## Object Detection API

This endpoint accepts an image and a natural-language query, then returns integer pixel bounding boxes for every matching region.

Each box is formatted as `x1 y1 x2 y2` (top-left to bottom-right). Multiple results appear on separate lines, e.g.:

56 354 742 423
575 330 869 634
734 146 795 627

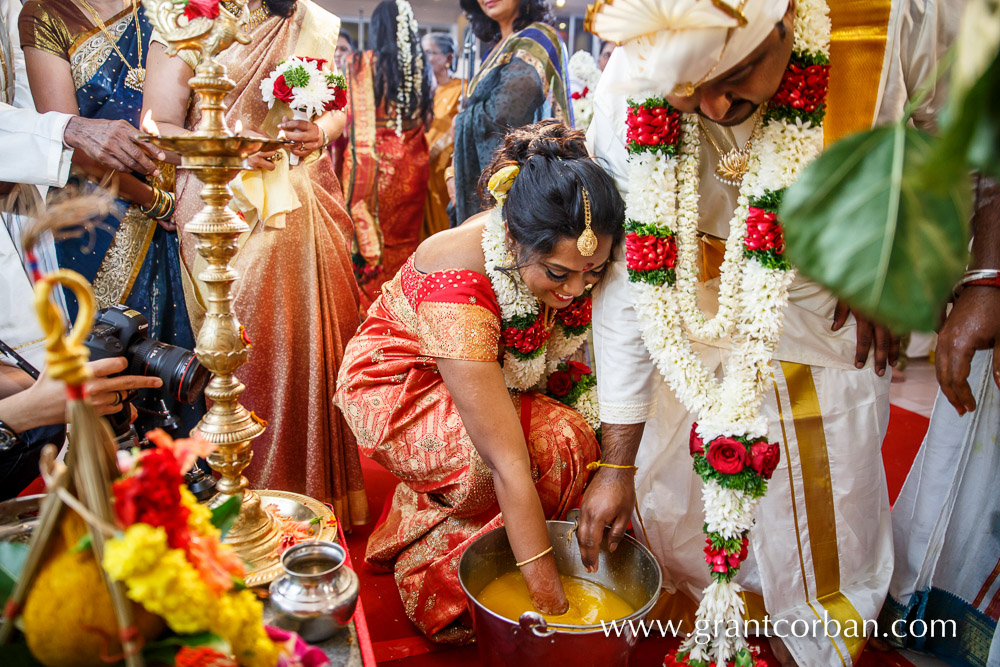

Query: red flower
502 316 552 354
324 87 348 112
744 207 785 254
749 441 780 479
705 436 748 475
689 423 704 457
626 103 681 149
565 360 591 382
771 62 830 115
302 57 328 69
555 296 592 328
571 86 589 101
113 443 191 549
272 74 294 103
547 371 573 397
625 233 677 272
176 646 238 667
183 0 220 20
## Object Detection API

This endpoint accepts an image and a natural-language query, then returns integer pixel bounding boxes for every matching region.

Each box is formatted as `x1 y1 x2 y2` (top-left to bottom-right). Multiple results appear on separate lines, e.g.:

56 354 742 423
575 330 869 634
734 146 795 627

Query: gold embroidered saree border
416 301 500 362
91 203 157 308
68 9 133 90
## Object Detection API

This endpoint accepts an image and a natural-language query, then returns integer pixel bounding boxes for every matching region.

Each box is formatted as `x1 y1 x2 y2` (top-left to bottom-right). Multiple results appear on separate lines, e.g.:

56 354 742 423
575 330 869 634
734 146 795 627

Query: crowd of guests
2 0 998 664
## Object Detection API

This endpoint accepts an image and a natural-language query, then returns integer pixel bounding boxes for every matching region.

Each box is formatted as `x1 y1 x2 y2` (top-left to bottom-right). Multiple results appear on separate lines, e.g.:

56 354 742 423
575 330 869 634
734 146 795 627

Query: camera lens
127 338 210 404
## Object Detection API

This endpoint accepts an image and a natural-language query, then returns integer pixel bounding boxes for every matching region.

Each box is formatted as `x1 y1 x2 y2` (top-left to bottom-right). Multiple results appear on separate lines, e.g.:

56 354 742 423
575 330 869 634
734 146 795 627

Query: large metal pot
459 519 662 667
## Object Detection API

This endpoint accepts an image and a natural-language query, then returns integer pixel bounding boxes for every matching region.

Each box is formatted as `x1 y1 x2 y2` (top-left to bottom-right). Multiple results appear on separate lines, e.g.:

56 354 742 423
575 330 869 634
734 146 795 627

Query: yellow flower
180 486 219 539
103 524 168 580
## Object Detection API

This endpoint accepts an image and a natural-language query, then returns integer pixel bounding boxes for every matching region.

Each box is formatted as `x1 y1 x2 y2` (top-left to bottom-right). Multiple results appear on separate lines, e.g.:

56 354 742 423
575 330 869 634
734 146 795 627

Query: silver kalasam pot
268 541 359 643
459 519 662 667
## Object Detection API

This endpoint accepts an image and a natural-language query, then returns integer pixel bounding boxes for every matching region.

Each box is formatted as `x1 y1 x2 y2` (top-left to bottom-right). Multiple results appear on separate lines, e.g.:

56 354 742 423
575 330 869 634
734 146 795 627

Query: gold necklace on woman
222 0 271 29
80 0 144 91
697 108 762 187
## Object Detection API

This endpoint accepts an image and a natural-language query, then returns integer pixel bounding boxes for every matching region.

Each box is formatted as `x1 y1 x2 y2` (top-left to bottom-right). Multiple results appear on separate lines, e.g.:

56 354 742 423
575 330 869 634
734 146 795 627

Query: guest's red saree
334 256 598 643
342 53 430 312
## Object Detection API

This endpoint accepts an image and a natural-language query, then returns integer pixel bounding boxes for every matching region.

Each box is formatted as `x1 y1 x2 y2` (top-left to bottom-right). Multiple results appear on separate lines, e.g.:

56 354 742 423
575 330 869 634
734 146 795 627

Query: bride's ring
111 391 123 406
265 152 283 163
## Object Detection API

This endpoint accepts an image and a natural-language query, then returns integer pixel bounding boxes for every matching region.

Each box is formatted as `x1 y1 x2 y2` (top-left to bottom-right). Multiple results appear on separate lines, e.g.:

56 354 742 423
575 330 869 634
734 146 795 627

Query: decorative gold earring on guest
504 247 517 268
577 188 598 257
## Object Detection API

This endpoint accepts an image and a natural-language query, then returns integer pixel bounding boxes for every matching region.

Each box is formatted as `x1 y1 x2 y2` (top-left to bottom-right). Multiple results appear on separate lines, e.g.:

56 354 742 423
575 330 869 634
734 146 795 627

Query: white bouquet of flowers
259 56 348 163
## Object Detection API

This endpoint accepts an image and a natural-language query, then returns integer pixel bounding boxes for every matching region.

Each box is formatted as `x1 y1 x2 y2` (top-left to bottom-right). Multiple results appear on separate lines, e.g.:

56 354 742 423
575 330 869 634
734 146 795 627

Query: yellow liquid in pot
476 572 634 625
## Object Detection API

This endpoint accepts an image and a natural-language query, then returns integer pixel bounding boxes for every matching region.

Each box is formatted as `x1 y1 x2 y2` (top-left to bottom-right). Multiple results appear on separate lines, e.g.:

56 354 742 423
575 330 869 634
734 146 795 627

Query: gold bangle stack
318 124 330 148
515 545 554 568
141 187 176 221
444 165 455 181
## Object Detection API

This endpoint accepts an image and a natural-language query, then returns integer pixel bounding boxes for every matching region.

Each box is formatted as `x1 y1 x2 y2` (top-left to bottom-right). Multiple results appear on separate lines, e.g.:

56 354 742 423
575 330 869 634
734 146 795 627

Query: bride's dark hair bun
479 120 625 261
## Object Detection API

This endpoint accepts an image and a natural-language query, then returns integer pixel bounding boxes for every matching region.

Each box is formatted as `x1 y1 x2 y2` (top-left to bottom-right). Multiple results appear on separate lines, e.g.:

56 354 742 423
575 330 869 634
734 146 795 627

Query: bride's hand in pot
521 555 569 616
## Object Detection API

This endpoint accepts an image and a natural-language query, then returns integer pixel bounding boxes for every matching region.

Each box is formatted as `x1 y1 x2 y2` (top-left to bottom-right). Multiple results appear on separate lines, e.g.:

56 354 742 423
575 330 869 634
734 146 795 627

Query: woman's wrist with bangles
141 186 175 221
318 123 330 149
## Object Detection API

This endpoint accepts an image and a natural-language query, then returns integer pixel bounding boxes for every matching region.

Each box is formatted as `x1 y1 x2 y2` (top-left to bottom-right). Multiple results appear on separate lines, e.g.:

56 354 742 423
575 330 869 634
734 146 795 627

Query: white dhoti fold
631 338 892 666
883 350 1000 667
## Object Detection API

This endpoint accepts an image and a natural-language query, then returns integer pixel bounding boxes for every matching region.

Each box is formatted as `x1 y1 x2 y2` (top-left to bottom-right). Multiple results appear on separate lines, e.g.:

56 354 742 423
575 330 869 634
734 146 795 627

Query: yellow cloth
228 153 301 229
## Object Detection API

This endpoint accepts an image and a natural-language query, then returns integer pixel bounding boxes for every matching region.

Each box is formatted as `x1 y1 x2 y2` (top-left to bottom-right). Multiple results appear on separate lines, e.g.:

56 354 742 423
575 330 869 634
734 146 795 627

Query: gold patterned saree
171 0 368 528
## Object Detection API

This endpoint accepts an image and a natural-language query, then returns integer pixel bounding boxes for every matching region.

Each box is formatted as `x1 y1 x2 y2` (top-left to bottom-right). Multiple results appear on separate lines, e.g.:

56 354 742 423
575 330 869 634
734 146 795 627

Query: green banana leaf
781 123 971 332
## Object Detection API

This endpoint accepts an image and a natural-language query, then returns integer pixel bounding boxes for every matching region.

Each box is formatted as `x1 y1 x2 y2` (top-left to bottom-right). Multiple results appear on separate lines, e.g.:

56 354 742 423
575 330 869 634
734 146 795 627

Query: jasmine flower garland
621 0 832 664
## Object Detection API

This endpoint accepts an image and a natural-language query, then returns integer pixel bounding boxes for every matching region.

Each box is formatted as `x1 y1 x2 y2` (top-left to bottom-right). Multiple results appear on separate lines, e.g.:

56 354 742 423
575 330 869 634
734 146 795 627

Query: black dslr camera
85 306 215 499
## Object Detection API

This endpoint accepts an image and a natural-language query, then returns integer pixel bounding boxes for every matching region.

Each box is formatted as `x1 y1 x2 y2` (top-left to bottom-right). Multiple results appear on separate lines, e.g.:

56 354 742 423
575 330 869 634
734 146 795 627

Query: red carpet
344 404 930 665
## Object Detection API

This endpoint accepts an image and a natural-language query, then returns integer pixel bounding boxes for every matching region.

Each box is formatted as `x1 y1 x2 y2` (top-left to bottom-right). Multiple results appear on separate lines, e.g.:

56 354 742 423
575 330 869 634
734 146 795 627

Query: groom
577 0 957 663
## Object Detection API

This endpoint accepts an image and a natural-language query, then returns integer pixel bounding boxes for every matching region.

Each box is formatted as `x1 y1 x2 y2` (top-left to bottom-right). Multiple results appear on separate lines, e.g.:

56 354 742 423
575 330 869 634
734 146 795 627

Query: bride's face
516 234 614 310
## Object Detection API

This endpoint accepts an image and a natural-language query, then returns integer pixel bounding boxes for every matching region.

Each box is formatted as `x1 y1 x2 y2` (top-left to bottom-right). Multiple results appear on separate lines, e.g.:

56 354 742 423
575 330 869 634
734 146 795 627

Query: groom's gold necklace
697 108 762 187
80 0 144 91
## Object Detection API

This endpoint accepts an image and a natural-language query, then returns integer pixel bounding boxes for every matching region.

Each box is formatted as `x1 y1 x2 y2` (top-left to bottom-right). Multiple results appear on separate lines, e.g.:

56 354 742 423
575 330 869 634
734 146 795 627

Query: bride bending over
334 121 625 642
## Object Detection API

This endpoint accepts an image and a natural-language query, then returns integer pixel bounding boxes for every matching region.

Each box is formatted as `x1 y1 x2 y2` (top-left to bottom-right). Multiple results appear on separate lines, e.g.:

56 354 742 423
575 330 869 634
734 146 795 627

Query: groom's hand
577 467 635 573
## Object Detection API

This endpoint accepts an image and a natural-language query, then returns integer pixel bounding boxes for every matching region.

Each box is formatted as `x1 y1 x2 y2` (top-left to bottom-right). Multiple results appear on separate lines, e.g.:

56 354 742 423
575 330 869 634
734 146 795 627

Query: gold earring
577 188 598 257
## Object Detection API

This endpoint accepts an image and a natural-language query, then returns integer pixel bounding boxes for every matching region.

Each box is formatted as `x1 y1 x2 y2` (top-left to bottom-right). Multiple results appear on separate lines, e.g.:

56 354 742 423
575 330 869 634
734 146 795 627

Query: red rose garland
626 99 682 154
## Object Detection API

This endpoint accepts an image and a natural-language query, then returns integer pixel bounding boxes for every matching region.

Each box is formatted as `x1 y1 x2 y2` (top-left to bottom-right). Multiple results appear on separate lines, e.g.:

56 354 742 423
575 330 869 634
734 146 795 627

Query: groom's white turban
585 0 789 97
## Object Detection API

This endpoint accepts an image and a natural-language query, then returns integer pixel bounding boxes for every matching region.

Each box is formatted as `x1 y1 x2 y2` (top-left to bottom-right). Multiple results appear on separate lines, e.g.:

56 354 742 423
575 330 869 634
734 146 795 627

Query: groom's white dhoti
586 1 956 664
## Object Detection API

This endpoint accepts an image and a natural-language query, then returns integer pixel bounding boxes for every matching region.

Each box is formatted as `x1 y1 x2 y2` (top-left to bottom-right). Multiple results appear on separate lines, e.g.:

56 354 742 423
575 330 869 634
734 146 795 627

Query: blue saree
452 22 574 224
20 0 200 435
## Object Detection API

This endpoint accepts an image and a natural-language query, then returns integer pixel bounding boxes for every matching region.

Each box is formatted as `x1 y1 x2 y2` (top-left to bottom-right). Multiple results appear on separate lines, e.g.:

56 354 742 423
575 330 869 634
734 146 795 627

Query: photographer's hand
0 358 162 433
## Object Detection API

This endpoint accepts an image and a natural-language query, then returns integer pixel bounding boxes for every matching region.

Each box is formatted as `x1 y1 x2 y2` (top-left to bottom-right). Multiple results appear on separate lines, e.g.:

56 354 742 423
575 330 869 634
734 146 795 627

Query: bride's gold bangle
515 545 554 568
586 460 638 472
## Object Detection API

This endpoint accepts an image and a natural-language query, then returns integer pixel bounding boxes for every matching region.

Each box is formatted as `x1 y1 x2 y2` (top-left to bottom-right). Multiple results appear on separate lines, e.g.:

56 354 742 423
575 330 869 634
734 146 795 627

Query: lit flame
234 119 243 134
142 110 160 136
277 129 287 140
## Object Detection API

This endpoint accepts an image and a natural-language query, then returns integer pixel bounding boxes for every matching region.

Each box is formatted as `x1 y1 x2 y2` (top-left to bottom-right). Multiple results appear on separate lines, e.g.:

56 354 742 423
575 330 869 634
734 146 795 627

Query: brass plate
243 490 339 588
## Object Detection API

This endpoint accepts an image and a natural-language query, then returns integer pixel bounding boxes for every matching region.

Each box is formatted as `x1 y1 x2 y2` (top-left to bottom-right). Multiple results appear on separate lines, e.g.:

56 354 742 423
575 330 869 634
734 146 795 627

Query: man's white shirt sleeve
586 52 661 425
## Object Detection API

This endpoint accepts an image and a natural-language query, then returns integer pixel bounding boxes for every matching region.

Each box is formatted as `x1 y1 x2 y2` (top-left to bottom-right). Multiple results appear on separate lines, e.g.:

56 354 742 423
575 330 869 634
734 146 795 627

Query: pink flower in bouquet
705 436 748 475
749 441 780 479
183 0 220 20
272 75 294 103
689 423 704 457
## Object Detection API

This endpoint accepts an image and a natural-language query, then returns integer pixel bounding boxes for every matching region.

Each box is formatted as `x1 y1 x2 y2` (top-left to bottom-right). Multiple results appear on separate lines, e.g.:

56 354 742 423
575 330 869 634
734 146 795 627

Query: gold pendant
715 147 750 187
124 67 145 92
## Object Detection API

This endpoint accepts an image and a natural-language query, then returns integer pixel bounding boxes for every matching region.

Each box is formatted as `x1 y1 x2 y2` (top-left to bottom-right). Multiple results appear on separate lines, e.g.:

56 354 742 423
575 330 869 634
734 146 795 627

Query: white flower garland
623 0 831 662
394 0 422 138
568 50 601 132
481 207 591 393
